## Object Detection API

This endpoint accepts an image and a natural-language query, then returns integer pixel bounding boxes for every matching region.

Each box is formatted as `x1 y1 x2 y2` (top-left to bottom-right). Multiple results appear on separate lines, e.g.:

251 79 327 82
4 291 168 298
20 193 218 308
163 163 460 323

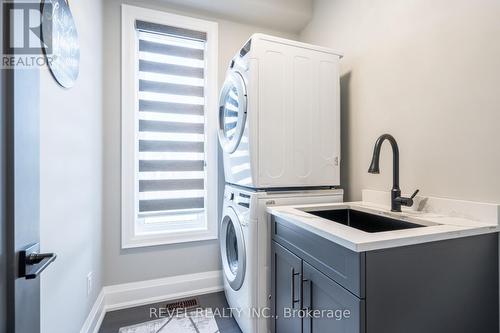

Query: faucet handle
395 189 420 208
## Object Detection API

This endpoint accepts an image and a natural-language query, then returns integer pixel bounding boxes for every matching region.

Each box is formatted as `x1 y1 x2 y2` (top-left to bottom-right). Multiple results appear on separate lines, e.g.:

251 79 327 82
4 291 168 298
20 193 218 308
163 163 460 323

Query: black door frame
2 1 44 332
4 57 42 333
1 0 7 329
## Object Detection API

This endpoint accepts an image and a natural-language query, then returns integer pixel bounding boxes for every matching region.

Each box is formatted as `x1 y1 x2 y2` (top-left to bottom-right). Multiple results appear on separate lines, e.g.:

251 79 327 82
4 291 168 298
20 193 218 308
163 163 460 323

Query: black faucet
368 134 419 212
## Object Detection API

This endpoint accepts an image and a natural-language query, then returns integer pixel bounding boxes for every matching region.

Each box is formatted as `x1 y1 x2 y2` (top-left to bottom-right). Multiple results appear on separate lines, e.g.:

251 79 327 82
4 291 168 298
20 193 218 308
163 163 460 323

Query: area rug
118 309 219 333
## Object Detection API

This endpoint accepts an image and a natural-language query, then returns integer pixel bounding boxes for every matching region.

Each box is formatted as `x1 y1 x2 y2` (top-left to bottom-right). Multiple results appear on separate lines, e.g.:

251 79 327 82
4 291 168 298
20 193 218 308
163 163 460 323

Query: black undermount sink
307 208 426 233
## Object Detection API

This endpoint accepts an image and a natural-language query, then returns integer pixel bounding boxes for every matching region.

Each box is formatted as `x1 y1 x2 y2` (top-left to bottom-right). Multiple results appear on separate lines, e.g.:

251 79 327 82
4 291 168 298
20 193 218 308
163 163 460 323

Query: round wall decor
41 0 80 88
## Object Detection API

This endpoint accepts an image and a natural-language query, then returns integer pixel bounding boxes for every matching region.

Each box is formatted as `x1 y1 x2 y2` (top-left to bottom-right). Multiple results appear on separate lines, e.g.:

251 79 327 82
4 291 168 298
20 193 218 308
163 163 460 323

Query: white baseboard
79 290 106 333
80 270 223 333
105 270 224 311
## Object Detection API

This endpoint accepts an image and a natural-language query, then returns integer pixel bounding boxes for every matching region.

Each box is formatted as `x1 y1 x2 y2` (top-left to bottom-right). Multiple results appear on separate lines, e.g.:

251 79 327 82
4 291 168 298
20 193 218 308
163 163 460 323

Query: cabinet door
272 242 302 333
302 262 365 333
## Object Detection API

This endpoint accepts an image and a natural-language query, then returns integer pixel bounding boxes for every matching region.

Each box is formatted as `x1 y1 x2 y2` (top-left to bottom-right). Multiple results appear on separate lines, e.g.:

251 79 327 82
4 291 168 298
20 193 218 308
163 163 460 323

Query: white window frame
121 4 219 248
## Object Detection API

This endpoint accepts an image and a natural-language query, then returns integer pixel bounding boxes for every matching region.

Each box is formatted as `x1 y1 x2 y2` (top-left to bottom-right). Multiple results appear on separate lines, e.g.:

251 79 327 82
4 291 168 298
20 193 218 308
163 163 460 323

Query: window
122 5 219 248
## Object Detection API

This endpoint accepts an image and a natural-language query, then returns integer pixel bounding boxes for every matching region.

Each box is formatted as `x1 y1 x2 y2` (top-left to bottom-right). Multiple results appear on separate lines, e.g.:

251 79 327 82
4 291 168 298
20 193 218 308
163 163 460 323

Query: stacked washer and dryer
218 34 343 333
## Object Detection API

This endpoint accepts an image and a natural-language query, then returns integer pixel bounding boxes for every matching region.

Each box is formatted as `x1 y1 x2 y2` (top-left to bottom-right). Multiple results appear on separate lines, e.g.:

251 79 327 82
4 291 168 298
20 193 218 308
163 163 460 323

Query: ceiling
158 0 314 34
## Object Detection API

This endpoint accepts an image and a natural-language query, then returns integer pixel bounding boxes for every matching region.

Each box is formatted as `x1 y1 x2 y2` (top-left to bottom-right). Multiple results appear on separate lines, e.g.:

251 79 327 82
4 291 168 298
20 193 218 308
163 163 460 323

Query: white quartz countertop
267 190 500 252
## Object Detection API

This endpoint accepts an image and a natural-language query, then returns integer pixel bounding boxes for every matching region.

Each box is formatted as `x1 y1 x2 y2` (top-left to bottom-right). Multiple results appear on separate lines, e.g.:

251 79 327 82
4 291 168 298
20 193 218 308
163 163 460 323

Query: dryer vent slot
238 193 250 208
240 40 252 57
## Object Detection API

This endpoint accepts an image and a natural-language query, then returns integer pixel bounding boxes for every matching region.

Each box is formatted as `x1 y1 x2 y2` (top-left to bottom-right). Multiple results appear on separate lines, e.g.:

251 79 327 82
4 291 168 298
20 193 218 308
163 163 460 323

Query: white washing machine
218 34 343 189
220 185 343 333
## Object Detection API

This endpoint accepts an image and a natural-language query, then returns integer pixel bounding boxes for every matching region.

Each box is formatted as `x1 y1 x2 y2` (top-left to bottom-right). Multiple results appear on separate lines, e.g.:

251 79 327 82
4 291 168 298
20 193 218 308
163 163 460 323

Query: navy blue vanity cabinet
301 261 365 333
271 216 499 333
271 243 302 333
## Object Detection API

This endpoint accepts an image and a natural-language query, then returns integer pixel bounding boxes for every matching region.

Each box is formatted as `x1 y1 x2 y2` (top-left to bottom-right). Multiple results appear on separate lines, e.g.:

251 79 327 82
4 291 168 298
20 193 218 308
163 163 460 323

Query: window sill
121 229 218 249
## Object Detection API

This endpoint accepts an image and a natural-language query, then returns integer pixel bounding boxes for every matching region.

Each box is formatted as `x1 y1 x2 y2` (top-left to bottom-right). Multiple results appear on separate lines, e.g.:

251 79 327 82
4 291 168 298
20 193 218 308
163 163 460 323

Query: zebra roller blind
135 20 208 228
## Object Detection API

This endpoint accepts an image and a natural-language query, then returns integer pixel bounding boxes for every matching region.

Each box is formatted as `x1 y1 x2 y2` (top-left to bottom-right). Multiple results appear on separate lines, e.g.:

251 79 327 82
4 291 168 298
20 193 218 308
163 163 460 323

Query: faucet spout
368 134 410 212
368 134 400 190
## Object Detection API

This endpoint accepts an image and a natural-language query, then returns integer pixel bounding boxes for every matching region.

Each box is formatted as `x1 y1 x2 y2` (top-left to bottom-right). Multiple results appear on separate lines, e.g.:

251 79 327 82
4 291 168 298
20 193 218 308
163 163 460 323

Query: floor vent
164 298 200 311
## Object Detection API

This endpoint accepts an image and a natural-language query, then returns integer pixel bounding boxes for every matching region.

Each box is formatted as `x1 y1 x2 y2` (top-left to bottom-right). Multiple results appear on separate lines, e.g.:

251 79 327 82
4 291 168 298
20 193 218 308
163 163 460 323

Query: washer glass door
220 207 246 290
218 71 247 154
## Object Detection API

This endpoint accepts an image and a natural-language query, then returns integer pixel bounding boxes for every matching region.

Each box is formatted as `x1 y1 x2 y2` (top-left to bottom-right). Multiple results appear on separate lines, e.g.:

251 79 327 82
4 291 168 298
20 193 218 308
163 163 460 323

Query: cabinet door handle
290 268 301 308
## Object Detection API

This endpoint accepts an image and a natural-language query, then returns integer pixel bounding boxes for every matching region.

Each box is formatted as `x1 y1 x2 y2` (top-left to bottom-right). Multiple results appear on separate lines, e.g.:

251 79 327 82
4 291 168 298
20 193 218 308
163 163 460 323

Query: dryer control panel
224 188 251 209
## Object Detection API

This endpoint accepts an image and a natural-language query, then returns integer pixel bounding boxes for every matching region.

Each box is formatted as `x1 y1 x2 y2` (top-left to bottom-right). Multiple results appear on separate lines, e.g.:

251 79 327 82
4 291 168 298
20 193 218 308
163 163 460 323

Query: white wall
102 0 297 285
301 0 500 203
39 0 103 332
156 0 313 33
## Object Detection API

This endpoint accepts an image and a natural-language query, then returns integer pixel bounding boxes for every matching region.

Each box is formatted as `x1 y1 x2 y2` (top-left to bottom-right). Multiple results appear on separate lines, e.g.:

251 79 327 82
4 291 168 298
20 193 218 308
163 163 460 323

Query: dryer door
218 71 247 154
220 206 246 290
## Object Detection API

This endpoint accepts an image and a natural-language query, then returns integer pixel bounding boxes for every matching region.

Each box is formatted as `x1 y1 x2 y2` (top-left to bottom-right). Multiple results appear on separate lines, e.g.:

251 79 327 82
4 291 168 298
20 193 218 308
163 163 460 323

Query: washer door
218 71 247 154
220 206 246 290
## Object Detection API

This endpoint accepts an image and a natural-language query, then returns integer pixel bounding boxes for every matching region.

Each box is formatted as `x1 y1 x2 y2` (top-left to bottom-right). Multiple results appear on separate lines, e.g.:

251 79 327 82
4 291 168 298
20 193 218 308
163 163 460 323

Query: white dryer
220 185 343 333
218 34 343 189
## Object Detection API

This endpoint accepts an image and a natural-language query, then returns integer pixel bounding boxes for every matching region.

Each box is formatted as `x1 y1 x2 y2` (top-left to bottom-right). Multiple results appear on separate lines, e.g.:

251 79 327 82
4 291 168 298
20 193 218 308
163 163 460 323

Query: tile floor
98 292 241 333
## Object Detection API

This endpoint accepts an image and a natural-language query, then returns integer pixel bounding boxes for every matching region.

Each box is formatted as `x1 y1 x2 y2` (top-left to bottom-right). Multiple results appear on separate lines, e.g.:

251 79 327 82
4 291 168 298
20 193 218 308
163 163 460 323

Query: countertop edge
268 205 500 253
